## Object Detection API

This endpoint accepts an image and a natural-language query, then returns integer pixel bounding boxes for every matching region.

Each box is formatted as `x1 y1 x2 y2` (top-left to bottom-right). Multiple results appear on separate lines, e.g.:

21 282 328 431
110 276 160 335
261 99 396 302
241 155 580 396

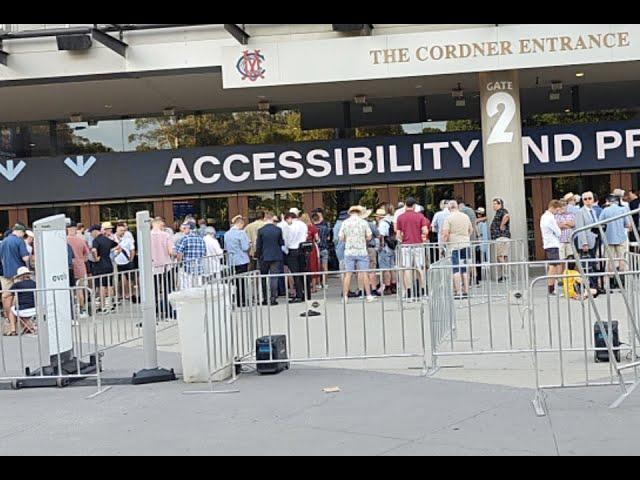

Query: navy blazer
256 223 284 263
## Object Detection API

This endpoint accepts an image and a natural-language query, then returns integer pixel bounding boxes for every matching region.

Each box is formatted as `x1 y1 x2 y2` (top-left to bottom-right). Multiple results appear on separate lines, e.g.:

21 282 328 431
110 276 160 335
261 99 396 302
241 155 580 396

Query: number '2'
486 92 516 145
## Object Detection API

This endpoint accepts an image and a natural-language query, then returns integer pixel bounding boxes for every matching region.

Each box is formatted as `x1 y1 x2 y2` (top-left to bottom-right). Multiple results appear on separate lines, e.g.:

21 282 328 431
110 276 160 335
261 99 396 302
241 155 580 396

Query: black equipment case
256 335 289 374
594 321 621 363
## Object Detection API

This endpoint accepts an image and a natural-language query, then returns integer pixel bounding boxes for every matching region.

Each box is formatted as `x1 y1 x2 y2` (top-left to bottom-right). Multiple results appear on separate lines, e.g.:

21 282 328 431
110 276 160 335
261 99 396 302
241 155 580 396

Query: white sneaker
366 296 377 303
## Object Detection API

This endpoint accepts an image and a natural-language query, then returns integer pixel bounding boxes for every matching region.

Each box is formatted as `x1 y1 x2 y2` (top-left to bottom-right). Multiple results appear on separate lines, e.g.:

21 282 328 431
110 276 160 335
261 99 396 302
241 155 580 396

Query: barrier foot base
13 357 97 389
131 367 177 385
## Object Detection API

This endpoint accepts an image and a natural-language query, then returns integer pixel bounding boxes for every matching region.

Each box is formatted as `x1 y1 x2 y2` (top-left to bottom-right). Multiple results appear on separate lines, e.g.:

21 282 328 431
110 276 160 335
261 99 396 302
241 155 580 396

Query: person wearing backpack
375 207 397 295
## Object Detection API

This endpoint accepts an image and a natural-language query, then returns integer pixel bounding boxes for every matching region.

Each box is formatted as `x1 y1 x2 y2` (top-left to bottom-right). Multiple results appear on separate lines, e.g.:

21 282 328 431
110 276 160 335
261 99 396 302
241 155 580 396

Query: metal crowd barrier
396 238 527 275
426 256 626 376
531 268 640 416
191 266 429 387
0 286 108 397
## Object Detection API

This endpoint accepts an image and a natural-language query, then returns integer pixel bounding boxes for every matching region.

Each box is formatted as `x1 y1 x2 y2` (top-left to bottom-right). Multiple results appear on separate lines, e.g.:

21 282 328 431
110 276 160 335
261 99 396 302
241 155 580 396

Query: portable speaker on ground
594 321 621 363
256 335 289 374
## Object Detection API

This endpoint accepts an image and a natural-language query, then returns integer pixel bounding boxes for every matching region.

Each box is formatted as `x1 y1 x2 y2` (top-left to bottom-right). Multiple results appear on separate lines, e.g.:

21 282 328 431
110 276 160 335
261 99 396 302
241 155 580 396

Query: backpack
367 222 380 248
382 219 398 250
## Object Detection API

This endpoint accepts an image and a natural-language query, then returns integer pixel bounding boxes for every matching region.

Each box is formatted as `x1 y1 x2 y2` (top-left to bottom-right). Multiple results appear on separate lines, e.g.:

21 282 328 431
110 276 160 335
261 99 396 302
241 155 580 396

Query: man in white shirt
540 200 564 295
283 211 311 303
114 222 136 301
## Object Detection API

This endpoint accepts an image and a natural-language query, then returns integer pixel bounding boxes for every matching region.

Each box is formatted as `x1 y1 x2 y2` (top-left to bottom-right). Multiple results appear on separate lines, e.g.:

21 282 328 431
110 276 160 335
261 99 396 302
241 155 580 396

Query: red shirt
397 210 429 245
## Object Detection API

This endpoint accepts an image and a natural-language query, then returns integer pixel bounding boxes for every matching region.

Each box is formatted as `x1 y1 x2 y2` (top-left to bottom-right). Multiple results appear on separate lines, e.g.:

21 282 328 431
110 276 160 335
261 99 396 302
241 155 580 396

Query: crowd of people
2 184 636 336
540 188 639 298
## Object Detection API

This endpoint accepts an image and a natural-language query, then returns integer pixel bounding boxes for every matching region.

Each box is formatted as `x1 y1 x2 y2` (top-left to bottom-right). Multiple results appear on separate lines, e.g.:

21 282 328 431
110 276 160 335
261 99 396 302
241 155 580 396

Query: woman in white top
203 227 224 274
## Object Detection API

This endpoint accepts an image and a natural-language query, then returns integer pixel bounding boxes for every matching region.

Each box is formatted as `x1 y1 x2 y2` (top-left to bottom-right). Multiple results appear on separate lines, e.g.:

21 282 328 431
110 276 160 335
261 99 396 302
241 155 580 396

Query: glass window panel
0 210 10 237
28 205 80 226
200 198 229 233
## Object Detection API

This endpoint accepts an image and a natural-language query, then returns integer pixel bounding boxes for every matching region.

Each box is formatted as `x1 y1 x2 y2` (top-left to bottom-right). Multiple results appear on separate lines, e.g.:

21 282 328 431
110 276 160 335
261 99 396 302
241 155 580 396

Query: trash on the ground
323 386 341 393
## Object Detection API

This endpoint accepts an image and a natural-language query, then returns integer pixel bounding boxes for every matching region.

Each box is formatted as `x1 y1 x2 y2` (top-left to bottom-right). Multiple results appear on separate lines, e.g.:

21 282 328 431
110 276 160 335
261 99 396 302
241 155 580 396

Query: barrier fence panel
195 267 428 380
530 269 640 416
0 286 107 396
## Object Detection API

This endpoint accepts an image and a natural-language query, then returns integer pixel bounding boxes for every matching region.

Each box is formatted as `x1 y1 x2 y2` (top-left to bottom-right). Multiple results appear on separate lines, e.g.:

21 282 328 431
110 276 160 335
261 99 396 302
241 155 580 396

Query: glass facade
99 201 154 234
27 205 81 226
247 191 304 223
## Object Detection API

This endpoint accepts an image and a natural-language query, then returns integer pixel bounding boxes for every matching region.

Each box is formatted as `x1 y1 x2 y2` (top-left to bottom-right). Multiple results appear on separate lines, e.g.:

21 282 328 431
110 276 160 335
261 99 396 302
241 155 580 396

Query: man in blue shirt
175 222 206 286
599 195 631 283
0 224 30 320
224 215 250 306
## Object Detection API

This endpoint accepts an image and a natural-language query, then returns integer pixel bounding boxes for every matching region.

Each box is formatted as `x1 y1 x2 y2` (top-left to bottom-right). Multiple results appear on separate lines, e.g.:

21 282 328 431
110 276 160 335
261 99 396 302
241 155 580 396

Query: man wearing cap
339 206 376 303
375 207 397 295
5 267 37 335
224 216 250 306
88 224 120 314
0 224 30 321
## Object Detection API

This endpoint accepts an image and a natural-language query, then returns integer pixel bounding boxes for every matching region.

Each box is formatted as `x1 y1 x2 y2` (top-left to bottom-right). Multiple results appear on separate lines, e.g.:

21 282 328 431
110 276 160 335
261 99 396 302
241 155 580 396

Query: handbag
300 242 314 255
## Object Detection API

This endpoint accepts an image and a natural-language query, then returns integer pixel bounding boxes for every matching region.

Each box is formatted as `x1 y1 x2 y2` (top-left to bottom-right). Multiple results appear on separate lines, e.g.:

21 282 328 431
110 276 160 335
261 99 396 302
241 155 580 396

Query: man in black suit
256 211 284 306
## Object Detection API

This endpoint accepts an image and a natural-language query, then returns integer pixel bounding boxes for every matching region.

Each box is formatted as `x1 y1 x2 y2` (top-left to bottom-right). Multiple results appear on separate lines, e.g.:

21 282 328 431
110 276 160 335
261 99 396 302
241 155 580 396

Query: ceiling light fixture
575 72 585 78
451 83 464 99
69 113 83 123
354 95 367 105
163 107 176 116
258 99 271 111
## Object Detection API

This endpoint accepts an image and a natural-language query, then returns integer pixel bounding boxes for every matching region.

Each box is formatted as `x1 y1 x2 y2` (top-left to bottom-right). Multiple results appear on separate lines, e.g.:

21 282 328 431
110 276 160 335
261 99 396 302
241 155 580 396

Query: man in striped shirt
555 200 576 260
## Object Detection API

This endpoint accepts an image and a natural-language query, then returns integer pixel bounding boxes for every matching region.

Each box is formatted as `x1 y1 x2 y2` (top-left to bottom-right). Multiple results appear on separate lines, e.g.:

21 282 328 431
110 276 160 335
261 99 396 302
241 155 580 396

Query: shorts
559 243 575 260
11 306 36 318
345 255 369 273
378 249 396 270
92 269 114 288
117 262 135 272
1 277 14 298
367 248 378 270
495 237 511 258
608 243 628 259
319 249 329 266
451 249 468 274
545 248 562 266
399 245 426 270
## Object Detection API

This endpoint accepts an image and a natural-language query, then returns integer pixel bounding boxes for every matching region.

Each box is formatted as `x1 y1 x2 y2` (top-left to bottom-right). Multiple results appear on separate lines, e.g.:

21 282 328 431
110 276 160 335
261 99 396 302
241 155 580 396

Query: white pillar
479 70 528 259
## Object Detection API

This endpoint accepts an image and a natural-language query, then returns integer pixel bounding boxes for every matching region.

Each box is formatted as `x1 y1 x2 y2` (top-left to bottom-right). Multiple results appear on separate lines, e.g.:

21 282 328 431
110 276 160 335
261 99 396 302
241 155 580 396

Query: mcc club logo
236 49 266 82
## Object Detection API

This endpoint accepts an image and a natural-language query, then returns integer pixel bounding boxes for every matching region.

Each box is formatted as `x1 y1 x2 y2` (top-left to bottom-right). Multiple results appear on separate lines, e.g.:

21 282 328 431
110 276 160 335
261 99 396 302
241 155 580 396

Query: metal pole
131 211 176 385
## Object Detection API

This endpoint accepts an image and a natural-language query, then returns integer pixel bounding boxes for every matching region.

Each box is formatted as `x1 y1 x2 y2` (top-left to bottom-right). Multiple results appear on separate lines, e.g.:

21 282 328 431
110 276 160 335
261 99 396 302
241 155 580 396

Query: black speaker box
594 321 621 363
256 335 289 374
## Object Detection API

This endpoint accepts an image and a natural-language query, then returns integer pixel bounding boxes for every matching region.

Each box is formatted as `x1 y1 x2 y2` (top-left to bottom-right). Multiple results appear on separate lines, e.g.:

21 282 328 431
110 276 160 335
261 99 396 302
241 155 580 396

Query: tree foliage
128 111 335 151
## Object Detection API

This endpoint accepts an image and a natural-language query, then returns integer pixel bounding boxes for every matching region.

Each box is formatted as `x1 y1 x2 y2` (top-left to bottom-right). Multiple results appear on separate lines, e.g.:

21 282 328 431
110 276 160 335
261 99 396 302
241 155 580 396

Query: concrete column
479 70 528 258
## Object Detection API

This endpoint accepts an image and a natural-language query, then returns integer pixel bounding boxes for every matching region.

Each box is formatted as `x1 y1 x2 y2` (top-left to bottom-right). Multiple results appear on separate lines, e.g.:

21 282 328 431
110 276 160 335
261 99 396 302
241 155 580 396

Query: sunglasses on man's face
583 197 593 201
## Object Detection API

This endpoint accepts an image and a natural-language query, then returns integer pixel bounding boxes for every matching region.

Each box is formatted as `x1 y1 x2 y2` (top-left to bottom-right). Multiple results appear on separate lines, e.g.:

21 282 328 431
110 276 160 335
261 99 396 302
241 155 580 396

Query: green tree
129 111 334 151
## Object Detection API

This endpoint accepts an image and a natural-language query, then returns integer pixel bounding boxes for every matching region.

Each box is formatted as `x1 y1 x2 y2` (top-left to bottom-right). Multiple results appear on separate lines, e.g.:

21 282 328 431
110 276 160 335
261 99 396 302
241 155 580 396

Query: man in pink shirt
396 197 430 301
67 223 90 317
150 217 175 320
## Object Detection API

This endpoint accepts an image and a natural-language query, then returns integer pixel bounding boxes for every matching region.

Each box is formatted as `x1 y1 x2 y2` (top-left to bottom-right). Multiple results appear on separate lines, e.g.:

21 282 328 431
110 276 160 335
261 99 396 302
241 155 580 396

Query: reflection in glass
100 202 154 234
27 205 81 226
248 191 303 222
